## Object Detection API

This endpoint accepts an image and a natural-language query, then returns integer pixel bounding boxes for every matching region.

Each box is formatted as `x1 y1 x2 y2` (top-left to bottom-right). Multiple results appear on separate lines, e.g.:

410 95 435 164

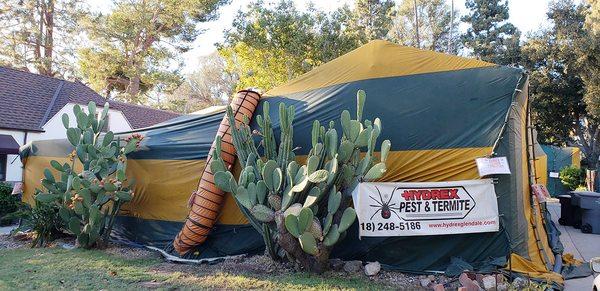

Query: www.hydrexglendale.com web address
428 220 497 228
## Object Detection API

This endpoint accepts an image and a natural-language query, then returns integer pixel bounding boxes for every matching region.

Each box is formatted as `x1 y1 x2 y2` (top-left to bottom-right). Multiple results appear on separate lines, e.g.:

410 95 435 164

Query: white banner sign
353 179 499 237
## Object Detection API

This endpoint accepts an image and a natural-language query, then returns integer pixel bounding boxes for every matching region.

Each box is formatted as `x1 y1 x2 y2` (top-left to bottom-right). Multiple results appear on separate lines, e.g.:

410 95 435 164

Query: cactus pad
299 232 318 255
251 204 275 222
298 207 314 233
338 208 357 233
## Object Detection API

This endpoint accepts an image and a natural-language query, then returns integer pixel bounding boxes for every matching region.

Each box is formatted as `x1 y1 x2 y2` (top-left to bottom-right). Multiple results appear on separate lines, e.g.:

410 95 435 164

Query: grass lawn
0 247 396 290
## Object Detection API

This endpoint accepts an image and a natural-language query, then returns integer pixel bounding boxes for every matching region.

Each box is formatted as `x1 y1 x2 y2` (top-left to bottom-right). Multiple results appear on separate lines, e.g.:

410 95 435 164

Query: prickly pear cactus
34 101 140 249
211 90 390 272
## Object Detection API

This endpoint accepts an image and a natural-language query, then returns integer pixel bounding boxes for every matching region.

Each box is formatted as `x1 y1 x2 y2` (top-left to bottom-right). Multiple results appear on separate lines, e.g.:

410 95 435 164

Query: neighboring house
0 66 181 183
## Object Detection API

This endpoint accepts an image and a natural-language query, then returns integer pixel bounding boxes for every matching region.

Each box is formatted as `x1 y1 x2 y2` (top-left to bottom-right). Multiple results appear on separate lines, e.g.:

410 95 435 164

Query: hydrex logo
369 186 476 221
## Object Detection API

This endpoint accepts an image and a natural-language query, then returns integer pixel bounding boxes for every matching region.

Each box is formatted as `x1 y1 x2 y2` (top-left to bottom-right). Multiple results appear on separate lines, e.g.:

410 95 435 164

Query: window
0 154 6 181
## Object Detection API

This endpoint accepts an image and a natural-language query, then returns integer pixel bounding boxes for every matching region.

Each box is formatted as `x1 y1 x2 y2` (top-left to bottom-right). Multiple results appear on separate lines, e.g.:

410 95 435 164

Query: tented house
21 40 563 284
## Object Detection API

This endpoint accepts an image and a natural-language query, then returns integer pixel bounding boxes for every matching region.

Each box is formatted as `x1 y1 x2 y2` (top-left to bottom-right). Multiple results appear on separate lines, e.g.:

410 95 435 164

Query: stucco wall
42 103 132 139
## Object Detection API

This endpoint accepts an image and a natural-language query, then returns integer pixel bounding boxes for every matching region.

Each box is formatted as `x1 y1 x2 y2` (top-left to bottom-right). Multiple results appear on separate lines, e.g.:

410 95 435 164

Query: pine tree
351 0 396 42
0 0 84 77
461 0 521 65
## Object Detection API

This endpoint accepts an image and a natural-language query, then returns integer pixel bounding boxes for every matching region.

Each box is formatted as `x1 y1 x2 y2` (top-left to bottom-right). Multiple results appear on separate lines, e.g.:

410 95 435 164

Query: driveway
547 202 598 290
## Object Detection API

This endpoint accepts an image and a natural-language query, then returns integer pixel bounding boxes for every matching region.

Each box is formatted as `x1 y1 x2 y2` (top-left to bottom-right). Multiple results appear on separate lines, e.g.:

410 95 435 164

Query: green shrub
28 198 63 247
0 183 19 226
560 166 585 191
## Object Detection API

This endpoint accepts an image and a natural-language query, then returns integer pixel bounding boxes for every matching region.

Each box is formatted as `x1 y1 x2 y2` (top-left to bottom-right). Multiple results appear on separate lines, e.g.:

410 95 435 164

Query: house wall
1 103 133 183
42 103 132 140
0 129 41 183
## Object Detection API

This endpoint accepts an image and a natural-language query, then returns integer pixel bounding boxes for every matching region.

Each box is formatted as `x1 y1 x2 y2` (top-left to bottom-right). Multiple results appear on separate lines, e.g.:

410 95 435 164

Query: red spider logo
369 186 401 220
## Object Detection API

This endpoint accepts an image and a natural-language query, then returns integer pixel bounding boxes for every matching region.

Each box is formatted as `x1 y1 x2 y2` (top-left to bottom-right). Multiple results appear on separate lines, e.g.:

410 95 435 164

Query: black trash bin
570 192 583 228
558 193 582 227
577 192 600 234
558 194 574 226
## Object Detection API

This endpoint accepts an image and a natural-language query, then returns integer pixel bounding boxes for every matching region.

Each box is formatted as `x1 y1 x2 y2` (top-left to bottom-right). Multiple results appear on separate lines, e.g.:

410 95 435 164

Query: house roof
0 66 181 131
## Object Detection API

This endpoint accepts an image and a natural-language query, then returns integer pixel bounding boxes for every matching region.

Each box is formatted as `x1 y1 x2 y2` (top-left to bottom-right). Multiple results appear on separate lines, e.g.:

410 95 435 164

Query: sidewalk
547 202 597 290
0 225 16 235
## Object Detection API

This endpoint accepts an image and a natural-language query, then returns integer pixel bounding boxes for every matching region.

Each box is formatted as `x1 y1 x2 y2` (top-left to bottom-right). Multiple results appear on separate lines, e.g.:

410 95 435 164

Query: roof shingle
0 66 181 131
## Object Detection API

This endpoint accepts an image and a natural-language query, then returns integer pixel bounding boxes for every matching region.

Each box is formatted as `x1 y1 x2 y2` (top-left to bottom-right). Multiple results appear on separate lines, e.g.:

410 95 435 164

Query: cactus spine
211 90 390 272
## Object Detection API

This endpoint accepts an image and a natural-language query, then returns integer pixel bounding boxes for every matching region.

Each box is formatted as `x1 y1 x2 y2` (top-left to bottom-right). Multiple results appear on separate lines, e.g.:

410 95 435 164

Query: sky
88 0 553 74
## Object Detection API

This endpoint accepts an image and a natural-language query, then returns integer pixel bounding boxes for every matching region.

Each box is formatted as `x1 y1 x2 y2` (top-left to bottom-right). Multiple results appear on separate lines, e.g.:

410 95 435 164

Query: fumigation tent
21 40 563 284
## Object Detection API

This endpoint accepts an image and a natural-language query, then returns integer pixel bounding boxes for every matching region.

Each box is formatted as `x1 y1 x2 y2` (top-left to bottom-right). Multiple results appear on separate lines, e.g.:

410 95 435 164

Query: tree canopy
461 0 521 65
586 0 600 34
78 0 227 103
388 0 460 53
163 52 235 113
218 0 363 92
523 0 600 167
0 0 85 77
217 0 468 92
351 0 395 42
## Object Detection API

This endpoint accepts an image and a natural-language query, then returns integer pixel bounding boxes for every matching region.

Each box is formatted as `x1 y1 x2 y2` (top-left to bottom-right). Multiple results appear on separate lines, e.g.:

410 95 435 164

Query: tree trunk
574 120 599 169
33 0 54 76
275 213 330 273
43 0 55 76
127 75 141 97
34 0 43 68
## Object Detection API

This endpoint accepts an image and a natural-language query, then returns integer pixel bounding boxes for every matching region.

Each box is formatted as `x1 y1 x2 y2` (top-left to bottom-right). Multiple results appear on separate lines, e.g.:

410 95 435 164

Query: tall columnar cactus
34 102 140 249
211 90 391 272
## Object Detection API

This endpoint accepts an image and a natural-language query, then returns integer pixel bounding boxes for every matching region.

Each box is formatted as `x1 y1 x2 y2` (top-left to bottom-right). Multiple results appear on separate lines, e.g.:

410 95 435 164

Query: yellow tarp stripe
23 157 81 206
22 157 248 225
121 159 248 225
535 155 548 187
380 147 491 182
266 40 495 97
23 147 491 223
572 148 581 167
